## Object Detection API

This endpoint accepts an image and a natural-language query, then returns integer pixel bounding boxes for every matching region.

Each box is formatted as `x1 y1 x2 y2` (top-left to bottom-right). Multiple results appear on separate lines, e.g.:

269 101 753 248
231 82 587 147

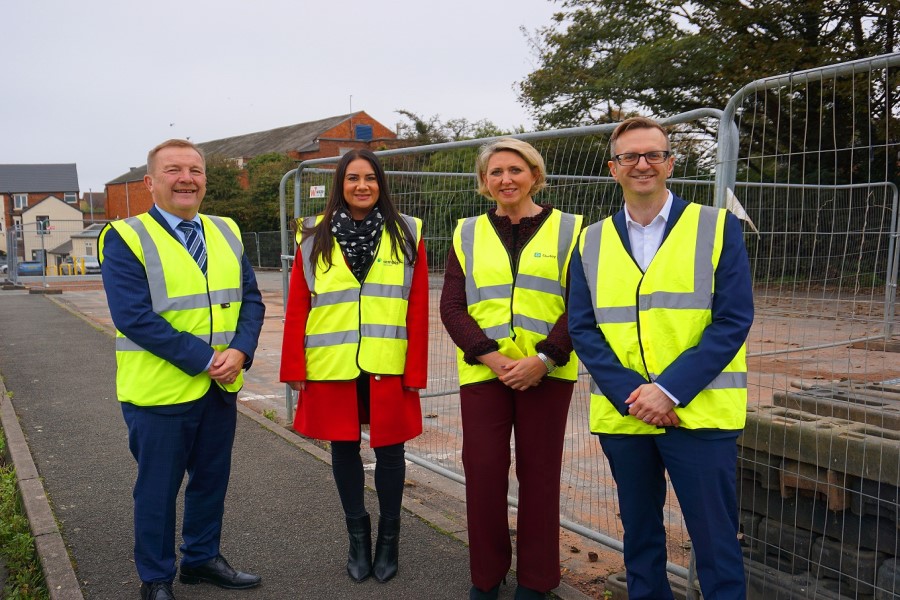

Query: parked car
80 256 101 275
17 261 45 276
61 256 101 275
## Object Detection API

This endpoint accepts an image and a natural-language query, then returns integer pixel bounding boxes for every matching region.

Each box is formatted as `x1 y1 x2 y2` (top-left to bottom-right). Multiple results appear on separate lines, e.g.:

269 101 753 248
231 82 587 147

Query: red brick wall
322 112 397 140
105 180 152 220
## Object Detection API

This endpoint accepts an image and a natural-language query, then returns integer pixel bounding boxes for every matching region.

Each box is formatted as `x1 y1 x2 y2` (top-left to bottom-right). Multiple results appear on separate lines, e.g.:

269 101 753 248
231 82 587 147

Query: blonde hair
475 137 547 199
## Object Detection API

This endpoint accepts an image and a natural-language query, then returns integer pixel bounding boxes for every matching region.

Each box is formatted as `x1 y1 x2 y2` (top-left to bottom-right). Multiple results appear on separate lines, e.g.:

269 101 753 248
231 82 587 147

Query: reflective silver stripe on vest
206 215 244 267
116 332 231 352
586 206 719 324
362 282 405 299
581 223 603 323
556 212 578 290
460 217 483 304
210 289 242 305
211 331 235 346
360 324 408 339
512 314 553 337
481 324 510 340
305 330 360 348
589 365 748 396
515 273 563 295
311 289 359 308
301 216 318 292
705 371 747 389
124 216 242 313
399 215 417 291
460 217 513 339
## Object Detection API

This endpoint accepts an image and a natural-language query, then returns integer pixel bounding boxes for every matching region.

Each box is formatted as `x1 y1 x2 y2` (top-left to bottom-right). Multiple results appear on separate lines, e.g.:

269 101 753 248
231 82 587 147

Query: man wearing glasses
568 117 753 599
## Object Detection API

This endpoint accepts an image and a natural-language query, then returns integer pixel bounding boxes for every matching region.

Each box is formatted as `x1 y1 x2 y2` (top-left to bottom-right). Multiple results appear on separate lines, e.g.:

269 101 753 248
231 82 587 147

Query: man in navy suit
568 117 753 600
100 139 265 600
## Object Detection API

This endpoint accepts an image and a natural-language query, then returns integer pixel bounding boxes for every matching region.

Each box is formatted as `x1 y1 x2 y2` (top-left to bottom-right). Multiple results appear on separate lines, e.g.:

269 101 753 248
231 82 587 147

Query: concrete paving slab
0 282 593 599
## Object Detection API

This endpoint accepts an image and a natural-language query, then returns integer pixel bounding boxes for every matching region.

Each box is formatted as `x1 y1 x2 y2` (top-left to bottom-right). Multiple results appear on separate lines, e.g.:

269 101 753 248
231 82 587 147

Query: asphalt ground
0 278 593 600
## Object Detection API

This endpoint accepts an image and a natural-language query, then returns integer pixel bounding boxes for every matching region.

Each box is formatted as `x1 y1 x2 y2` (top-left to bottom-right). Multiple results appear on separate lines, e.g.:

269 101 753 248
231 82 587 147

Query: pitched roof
0 164 79 193
200 112 356 158
107 112 360 184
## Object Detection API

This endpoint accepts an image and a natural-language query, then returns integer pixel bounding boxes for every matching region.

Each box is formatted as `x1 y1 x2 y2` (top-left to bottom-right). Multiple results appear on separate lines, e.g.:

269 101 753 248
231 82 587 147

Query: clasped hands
479 351 547 391
626 383 680 427
208 348 246 385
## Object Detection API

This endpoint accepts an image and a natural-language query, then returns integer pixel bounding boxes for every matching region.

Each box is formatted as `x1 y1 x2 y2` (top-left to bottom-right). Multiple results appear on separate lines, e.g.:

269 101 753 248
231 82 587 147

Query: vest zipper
634 274 653 382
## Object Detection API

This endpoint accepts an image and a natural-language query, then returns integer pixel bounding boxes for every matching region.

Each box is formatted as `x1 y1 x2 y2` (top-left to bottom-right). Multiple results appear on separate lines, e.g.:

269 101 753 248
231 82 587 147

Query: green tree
204 154 244 203
395 110 505 144
204 152 295 232
519 0 896 128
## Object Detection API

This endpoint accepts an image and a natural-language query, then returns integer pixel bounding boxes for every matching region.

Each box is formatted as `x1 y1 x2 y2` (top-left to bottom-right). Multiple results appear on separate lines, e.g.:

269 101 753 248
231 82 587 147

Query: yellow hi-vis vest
579 203 747 434
452 209 582 385
99 213 246 406
298 214 422 380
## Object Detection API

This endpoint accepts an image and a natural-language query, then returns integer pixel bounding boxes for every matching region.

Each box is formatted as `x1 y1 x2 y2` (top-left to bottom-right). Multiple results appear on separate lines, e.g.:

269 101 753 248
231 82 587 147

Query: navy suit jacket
568 194 753 420
101 205 266 403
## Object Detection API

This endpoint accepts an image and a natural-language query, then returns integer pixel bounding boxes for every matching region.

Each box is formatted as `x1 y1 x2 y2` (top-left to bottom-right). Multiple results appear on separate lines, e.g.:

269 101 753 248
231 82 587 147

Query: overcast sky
1 0 561 195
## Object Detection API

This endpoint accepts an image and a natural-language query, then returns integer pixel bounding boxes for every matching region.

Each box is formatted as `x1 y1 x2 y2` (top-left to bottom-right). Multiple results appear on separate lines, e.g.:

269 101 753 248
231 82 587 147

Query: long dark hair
302 148 417 273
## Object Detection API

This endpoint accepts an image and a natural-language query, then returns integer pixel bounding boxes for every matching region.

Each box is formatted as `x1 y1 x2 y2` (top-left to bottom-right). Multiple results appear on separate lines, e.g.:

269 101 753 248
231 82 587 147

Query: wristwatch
537 352 557 374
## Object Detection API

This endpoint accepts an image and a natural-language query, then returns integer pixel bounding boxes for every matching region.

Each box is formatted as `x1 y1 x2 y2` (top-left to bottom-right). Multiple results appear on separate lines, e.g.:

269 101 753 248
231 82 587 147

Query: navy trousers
121 385 237 583
599 429 745 600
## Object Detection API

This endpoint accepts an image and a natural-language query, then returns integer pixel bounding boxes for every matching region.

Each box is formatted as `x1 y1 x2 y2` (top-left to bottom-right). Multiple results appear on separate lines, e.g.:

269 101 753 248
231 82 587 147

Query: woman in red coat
280 148 428 584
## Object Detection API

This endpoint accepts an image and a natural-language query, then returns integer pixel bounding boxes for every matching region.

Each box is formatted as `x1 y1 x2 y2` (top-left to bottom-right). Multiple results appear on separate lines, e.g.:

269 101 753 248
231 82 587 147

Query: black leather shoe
179 554 261 589
140 581 175 600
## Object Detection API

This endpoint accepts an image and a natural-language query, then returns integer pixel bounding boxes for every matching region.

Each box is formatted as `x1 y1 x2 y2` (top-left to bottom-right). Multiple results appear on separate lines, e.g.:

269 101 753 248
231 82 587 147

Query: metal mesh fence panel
274 55 900 594
721 53 900 598
283 113 725 578
4 219 107 287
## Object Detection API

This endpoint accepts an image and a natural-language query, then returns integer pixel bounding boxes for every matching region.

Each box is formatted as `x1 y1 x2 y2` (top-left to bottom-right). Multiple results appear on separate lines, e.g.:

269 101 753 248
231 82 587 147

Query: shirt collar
624 190 673 228
155 205 201 231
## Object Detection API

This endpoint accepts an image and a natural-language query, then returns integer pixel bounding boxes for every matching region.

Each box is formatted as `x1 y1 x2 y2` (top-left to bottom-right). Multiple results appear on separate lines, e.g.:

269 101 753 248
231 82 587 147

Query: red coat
280 238 429 447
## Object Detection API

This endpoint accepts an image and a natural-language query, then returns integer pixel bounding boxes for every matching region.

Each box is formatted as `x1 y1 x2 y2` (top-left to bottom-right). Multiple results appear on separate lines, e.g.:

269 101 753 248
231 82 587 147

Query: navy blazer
568 194 753 417
101 206 265 391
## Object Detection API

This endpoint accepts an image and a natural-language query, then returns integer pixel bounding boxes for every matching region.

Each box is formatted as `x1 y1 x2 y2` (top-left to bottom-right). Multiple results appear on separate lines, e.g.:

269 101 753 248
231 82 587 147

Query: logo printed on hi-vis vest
378 258 403 265
533 252 557 259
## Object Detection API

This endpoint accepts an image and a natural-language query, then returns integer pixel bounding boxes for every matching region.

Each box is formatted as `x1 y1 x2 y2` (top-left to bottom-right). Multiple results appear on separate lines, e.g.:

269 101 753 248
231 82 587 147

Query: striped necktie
176 220 207 275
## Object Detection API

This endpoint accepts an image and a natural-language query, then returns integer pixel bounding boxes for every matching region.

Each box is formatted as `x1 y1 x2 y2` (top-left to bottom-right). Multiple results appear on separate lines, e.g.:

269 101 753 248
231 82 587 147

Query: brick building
0 163 80 259
105 111 400 219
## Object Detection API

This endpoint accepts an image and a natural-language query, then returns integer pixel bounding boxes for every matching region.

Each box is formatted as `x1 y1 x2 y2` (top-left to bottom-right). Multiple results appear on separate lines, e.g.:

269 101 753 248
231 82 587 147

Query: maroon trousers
460 378 574 593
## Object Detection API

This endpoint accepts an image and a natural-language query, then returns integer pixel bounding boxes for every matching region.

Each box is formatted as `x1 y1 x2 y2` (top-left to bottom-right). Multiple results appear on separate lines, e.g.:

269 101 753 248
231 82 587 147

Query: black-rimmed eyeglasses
613 151 670 166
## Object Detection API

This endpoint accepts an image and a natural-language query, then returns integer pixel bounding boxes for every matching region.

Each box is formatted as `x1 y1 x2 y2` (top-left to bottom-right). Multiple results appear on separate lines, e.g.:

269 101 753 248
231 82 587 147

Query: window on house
84 242 94 256
64 192 77 204
14 221 23 239
13 193 27 210
36 216 50 234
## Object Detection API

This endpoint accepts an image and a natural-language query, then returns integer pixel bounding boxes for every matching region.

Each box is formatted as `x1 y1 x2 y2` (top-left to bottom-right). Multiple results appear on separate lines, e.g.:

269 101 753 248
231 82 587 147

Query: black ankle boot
469 583 501 599
345 514 372 582
514 584 548 599
372 515 400 582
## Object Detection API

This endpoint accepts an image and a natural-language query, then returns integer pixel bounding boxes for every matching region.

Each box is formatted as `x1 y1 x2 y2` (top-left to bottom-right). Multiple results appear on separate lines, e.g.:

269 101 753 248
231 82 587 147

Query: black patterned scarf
331 206 384 281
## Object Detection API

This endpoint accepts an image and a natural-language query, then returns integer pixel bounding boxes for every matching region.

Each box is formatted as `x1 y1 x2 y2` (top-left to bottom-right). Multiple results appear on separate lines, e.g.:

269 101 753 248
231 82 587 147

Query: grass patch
0 432 50 599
